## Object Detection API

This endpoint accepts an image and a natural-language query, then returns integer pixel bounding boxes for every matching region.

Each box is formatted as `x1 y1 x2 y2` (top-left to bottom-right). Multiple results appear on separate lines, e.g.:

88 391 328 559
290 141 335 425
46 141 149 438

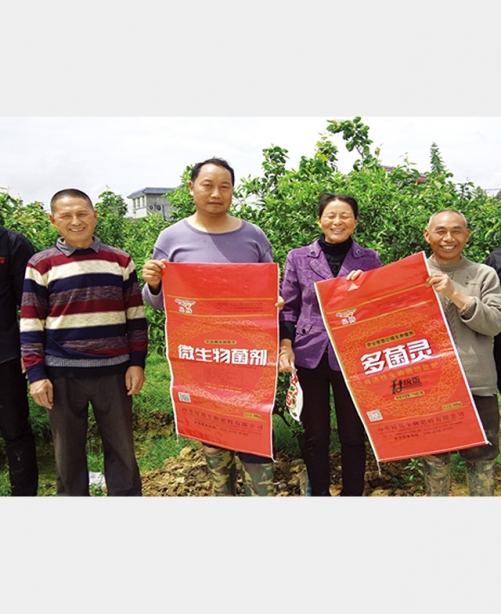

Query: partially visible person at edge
485 248 501 393
20 189 148 496
279 193 381 496
0 225 39 495
423 210 501 496
142 157 282 497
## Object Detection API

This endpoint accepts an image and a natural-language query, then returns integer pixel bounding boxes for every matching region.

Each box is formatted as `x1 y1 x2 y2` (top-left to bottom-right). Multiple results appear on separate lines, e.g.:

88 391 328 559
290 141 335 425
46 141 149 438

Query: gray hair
426 210 468 230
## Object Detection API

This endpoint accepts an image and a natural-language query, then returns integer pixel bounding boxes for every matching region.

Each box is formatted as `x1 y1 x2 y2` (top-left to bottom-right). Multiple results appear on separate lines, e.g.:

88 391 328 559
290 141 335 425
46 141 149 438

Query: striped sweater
20 237 148 383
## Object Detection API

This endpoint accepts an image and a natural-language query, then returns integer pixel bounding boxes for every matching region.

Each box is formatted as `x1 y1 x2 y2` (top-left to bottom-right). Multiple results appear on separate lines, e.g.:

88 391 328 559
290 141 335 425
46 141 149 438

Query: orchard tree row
3 117 501 357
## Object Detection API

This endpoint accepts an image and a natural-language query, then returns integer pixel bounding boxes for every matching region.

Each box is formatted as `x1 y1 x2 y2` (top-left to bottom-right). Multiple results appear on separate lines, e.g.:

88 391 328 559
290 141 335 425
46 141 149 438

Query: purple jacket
280 239 381 370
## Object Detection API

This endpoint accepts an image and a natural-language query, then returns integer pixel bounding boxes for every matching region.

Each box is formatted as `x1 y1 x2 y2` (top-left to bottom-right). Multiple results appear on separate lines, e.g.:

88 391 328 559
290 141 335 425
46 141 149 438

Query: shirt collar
56 236 101 256
428 254 466 272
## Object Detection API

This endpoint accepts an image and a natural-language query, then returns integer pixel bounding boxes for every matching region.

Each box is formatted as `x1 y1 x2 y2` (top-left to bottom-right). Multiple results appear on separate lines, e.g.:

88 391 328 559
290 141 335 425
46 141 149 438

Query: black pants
0 358 38 495
297 354 366 496
49 374 141 496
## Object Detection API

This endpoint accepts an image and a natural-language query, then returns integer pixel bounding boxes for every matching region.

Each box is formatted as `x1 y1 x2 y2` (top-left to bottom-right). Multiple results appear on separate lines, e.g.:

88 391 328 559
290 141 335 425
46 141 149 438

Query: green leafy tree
94 190 128 250
0 192 16 226
124 213 171 356
430 142 453 178
7 118 500 356
5 118 501 437
1 194 57 252
168 167 196 222
325 116 380 170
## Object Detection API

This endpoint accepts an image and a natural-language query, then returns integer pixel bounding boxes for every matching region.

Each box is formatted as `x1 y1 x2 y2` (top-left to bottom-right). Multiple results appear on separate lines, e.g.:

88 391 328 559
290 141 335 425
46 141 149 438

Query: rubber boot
203 446 237 496
466 460 495 496
422 454 451 496
300 470 312 497
241 462 274 496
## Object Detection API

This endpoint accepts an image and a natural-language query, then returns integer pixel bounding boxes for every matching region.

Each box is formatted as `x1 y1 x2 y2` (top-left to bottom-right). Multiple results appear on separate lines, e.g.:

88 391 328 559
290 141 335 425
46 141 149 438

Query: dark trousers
297 354 367 496
493 334 501 395
49 374 141 496
0 358 38 495
457 394 499 461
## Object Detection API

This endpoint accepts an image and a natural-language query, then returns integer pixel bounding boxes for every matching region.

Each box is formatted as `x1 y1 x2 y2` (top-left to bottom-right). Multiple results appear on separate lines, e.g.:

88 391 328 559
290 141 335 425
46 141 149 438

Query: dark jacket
280 238 381 370
486 249 501 282
0 227 34 363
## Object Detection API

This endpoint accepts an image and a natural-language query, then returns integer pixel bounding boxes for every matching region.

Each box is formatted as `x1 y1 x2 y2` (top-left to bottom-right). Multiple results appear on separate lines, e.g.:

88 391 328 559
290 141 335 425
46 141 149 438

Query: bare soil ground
140 444 501 496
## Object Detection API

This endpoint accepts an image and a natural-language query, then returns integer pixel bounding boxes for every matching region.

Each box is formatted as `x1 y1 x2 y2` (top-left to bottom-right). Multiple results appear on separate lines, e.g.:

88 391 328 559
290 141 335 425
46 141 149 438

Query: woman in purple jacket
279 193 381 496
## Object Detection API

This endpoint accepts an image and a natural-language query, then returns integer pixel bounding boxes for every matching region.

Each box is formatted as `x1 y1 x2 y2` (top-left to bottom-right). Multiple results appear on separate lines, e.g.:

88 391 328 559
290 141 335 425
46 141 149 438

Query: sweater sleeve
459 266 501 337
123 259 148 368
279 251 302 327
20 259 49 383
142 282 164 310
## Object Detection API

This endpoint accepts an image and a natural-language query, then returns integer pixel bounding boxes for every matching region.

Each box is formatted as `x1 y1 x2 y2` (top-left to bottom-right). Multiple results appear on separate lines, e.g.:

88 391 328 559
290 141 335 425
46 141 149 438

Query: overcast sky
2 116 501 213
2 5 500 217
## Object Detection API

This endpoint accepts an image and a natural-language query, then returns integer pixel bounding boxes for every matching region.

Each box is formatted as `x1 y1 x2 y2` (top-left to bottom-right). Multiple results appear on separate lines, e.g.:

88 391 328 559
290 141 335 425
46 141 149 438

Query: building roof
127 187 176 199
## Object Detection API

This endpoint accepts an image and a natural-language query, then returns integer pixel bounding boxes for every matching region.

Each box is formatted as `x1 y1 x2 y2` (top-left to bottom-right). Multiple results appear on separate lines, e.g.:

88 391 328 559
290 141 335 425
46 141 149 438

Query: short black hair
190 158 235 186
318 192 358 218
50 188 93 212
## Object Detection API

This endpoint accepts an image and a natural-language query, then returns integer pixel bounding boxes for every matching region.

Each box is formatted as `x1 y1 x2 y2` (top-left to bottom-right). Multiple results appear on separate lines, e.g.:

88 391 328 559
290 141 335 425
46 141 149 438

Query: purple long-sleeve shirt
280 239 381 371
142 219 274 308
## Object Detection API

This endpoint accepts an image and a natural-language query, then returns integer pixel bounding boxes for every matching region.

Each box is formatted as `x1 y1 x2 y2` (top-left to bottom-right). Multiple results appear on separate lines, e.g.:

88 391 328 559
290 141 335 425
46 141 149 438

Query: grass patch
136 435 198 472
0 468 12 497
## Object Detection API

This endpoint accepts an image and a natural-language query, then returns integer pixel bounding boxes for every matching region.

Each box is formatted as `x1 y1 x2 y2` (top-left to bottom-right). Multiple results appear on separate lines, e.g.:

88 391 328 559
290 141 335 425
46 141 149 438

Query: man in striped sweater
20 189 148 496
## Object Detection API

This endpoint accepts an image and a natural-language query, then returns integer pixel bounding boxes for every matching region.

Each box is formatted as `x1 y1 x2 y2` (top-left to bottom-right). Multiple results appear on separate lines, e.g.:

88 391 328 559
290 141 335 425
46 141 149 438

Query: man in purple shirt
142 157 280 496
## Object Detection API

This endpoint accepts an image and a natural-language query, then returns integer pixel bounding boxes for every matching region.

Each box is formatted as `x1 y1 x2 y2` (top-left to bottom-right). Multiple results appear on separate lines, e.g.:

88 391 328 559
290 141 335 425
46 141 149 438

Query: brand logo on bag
175 299 196 314
336 308 356 325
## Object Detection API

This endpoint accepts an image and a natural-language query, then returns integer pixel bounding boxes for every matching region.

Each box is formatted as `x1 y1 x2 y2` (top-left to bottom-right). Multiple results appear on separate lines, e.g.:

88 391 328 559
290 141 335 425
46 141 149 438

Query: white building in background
127 187 176 219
